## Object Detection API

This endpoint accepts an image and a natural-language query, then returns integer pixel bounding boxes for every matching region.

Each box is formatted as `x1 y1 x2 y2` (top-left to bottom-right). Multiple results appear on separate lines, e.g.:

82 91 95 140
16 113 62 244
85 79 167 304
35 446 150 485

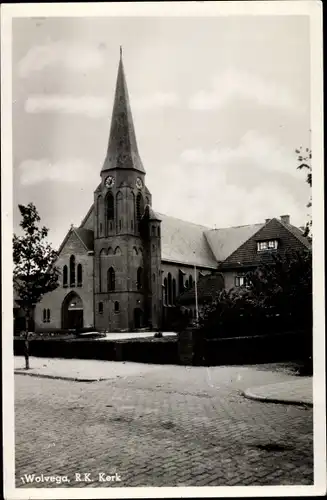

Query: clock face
136 177 143 189
105 176 115 188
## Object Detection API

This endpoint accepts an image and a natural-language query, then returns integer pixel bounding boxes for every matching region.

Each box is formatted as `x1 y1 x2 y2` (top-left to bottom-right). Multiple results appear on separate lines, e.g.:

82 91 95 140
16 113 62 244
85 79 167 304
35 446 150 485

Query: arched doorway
134 308 143 329
62 292 84 330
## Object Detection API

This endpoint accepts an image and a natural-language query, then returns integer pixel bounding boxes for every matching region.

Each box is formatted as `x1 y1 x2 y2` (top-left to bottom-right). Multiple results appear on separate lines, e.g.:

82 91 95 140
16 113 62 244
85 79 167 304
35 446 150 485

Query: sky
12 15 311 248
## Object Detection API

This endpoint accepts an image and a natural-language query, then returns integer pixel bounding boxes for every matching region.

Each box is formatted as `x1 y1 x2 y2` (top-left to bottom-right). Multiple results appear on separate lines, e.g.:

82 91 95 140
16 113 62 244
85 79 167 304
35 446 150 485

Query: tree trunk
23 312 30 370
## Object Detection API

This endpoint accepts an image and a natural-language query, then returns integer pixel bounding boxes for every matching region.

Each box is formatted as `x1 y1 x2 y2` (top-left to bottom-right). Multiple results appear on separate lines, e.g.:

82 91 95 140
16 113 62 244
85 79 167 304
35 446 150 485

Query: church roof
204 223 264 262
74 227 94 251
157 213 218 268
102 48 145 174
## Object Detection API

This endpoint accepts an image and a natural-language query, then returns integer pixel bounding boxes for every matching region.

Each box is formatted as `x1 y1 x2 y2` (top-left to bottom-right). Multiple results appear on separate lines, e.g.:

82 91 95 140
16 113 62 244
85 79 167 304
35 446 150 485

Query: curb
14 371 106 383
242 388 313 408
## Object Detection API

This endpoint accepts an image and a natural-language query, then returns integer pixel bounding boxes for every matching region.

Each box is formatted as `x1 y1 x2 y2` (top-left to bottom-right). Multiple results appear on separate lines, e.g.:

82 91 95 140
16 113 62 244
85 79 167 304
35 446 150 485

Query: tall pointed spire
102 48 145 173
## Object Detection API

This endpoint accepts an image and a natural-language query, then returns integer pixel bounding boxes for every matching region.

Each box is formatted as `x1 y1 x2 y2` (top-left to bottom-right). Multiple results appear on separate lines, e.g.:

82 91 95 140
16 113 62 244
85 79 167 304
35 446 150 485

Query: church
34 50 311 333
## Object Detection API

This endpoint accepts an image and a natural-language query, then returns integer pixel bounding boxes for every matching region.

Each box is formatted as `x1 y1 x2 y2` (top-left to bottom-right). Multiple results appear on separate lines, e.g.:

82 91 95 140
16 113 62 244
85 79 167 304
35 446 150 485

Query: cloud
25 91 179 117
132 92 179 110
180 130 297 177
189 68 302 112
18 158 97 186
18 40 106 78
25 95 110 118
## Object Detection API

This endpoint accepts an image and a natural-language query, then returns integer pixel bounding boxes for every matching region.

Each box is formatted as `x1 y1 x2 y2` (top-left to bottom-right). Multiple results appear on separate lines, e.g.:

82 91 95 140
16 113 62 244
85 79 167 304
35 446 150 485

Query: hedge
14 337 179 364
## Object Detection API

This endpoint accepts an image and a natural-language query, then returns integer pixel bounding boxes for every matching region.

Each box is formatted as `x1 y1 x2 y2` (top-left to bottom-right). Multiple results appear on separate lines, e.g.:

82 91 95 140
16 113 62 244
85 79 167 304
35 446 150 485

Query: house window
98 302 103 314
119 220 122 231
257 240 278 251
178 270 184 294
157 227 160 237
152 226 156 236
131 220 134 230
189 275 193 288
152 244 155 252
235 276 249 287
114 301 120 313
69 255 75 286
43 309 46 323
108 267 115 291
63 265 68 287
46 309 50 322
77 264 83 287
99 222 103 234
152 273 155 283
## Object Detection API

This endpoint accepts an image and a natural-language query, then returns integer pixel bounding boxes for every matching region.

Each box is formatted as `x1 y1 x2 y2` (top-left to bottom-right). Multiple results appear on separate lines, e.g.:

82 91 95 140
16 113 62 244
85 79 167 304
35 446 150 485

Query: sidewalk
243 378 313 407
14 356 164 382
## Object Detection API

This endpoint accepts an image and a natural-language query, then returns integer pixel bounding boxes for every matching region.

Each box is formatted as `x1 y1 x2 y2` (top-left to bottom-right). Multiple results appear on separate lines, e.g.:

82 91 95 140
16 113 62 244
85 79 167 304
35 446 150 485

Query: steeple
102 48 145 174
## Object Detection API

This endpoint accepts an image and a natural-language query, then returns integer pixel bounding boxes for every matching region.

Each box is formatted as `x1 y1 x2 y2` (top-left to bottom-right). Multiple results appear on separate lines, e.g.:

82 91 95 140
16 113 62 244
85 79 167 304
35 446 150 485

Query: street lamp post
193 252 199 322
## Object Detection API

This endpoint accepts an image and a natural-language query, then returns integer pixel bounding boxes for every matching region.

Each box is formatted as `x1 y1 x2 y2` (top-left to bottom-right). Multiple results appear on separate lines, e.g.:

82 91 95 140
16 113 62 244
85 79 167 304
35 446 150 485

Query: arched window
46 309 51 322
157 227 160 237
137 267 143 290
69 255 75 286
114 301 120 313
106 193 114 220
185 280 189 289
179 270 184 294
168 273 172 305
43 309 47 323
108 247 113 255
63 265 68 287
98 302 103 314
173 279 176 305
116 192 123 231
152 273 156 283
114 246 122 256
99 249 106 292
164 278 168 305
97 195 102 236
152 244 156 252
189 275 193 289
136 193 144 224
152 225 156 236
108 267 115 291
77 264 83 287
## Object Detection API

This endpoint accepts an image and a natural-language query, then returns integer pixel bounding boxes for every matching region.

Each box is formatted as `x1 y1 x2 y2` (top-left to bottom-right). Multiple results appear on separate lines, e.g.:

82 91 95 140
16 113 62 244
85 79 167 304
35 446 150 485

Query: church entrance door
134 308 143 329
62 292 84 330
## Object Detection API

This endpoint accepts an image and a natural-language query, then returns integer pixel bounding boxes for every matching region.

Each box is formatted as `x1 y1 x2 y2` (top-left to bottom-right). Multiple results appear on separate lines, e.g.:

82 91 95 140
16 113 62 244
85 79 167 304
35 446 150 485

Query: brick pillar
178 328 196 365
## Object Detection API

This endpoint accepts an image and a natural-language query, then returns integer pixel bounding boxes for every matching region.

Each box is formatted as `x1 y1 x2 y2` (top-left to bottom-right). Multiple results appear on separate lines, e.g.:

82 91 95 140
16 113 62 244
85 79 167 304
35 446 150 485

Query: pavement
14 356 313 406
14 359 314 488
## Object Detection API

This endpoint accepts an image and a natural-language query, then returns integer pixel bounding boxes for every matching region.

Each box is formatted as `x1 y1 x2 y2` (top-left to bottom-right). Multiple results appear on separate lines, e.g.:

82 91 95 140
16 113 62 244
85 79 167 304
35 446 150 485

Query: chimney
265 218 271 224
280 215 290 224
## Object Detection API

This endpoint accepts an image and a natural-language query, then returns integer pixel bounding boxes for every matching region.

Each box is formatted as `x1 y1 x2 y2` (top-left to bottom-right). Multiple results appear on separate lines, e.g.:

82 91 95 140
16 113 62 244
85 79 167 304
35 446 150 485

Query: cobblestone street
15 363 313 488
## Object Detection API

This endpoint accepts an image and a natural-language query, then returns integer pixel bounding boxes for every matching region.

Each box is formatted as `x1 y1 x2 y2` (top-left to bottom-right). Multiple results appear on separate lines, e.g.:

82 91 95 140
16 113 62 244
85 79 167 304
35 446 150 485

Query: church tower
94 49 162 332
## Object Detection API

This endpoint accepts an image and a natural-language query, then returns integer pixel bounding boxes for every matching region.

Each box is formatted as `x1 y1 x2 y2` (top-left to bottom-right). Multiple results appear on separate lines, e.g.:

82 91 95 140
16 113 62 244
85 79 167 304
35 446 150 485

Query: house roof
204 223 264 262
157 213 218 268
177 272 225 305
219 217 311 269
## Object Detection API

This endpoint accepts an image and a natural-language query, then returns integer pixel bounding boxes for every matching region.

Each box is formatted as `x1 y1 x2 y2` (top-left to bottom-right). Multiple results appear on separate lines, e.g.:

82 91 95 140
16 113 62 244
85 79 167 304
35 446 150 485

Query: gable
59 230 90 258
220 218 311 268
